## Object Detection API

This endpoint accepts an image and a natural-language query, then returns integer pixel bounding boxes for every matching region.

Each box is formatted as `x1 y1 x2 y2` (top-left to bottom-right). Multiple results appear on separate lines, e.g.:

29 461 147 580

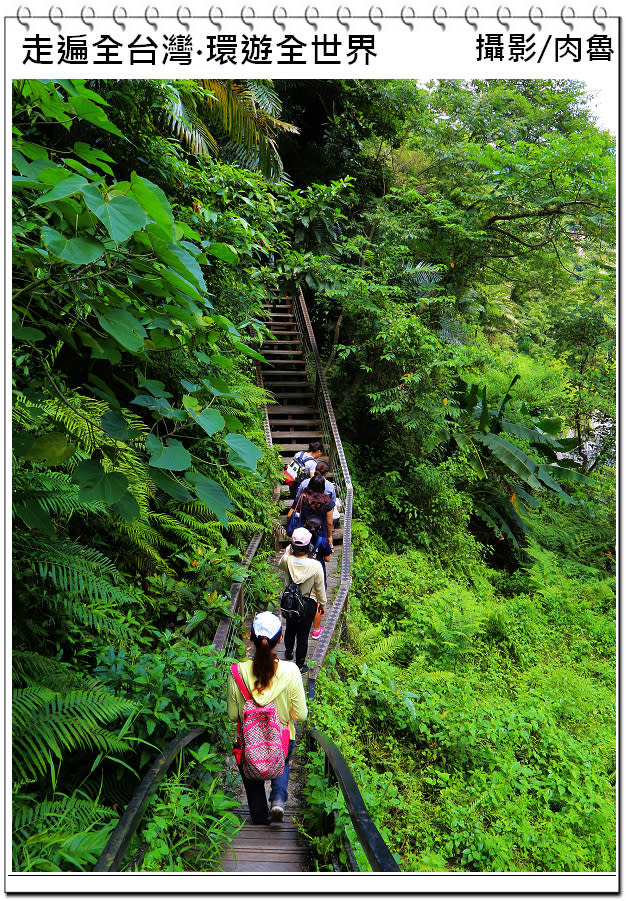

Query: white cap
292 527 312 547
251 610 282 641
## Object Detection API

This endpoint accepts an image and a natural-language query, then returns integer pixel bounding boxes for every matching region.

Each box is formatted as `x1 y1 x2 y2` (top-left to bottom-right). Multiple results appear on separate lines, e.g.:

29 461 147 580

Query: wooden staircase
261 298 343 547
219 296 342 872
262 299 320 466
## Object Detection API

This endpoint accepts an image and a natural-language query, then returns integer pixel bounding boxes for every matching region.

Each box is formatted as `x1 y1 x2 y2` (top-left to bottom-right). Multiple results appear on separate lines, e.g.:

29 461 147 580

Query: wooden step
268 418 321 428
267 404 318 414
262 338 300 345
263 356 303 363
271 430 323 440
220 819 308 871
266 392 314 399
262 347 303 355
263 375 310 382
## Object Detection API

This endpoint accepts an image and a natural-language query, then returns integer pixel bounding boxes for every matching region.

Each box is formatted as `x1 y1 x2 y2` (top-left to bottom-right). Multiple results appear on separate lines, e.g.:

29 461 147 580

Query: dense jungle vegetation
12 77 615 872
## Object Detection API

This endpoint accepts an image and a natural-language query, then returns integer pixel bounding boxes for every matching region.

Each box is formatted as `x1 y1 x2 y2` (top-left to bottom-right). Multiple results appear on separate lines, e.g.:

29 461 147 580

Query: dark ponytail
252 636 279 691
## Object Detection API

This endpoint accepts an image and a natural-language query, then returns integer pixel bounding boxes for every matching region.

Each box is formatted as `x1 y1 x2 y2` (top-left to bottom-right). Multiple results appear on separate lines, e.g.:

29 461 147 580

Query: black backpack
280 581 307 622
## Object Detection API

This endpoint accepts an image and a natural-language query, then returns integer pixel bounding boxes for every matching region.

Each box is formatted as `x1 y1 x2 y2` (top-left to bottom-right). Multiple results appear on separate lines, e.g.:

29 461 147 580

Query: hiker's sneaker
269 804 284 823
299 663 309 675
312 628 323 639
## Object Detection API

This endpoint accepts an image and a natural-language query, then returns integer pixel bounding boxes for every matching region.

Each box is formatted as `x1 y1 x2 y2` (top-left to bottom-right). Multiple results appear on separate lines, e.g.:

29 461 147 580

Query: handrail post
310 727 400 872
238 583 244 621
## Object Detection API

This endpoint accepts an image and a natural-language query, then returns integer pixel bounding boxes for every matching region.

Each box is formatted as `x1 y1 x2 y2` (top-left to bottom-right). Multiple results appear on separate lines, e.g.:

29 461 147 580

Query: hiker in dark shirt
287 473 334 547
304 517 331 641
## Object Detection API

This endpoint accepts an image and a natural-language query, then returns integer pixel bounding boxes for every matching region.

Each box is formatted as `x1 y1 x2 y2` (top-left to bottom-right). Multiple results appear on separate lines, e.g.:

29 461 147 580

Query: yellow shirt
227 658 308 740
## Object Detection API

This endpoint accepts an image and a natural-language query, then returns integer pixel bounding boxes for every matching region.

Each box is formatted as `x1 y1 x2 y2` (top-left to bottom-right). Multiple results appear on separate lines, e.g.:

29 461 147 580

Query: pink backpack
231 664 290 781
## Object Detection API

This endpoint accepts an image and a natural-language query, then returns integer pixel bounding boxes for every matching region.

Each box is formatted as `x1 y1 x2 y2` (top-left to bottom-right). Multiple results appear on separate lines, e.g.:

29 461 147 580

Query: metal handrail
212 364 279 656
93 727 206 871
309 727 400 872
292 287 353 686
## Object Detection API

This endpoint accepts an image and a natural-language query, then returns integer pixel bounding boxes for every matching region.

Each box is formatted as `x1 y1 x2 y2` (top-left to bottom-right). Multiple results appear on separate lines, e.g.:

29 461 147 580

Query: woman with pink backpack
227 611 308 824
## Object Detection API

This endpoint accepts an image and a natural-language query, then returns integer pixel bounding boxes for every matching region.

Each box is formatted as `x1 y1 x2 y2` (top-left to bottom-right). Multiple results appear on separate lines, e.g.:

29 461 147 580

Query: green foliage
309 518 616 872
135 743 241 871
12 75 615 877
12 792 119 872
11 76 296 872
13 674 136 782
94 638 230 765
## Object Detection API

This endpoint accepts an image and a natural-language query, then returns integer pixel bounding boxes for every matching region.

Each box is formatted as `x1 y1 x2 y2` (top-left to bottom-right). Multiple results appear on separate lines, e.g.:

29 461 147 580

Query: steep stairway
220 296 343 872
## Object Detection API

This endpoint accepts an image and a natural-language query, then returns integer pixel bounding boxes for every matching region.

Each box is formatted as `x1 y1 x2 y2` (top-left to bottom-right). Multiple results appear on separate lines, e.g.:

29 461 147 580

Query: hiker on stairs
294 460 337 509
279 528 327 673
285 440 324 501
287 473 334 549
227 612 307 825
303 517 331 641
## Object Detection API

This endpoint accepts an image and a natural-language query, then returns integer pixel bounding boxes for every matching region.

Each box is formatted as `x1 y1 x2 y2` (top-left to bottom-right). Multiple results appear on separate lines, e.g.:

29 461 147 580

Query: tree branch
322 314 343 378
484 199 602 228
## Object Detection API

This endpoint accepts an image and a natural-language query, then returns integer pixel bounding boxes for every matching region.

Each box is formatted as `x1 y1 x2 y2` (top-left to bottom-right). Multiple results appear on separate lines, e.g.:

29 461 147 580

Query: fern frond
370 633 405 662
114 515 172 564
346 620 365 654
13 794 116 838
13 687 136 781
12 651 103 692
12 470 103 518
21 538 129 602
48 596 135 642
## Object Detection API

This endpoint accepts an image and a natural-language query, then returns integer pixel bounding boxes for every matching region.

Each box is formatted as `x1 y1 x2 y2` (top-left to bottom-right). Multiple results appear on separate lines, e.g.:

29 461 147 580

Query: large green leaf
536 466 575 503
146 435 191 471
536 416 563 436
69 95 125 138
185 473 233 526
130 173 174 235
110 491 140 523
547 464 592 484
157 264 203 302
100 411 132 441
73 142 115 176
232 341 267 363
501 421 560 448
41 227 105 265
97 309 147 353
224 433 263 473
476 432 543 490
182 396 225 437
79 331 122 364
150 238 206 293
22 432 77 465
82 185 146 242
33 173 88 206
135 372 173 398
13 325 46 343
205 242 239 264
149 468 193 502
73 460 128 504
14 501 56 538
478 386 491 432
201 376 236 398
